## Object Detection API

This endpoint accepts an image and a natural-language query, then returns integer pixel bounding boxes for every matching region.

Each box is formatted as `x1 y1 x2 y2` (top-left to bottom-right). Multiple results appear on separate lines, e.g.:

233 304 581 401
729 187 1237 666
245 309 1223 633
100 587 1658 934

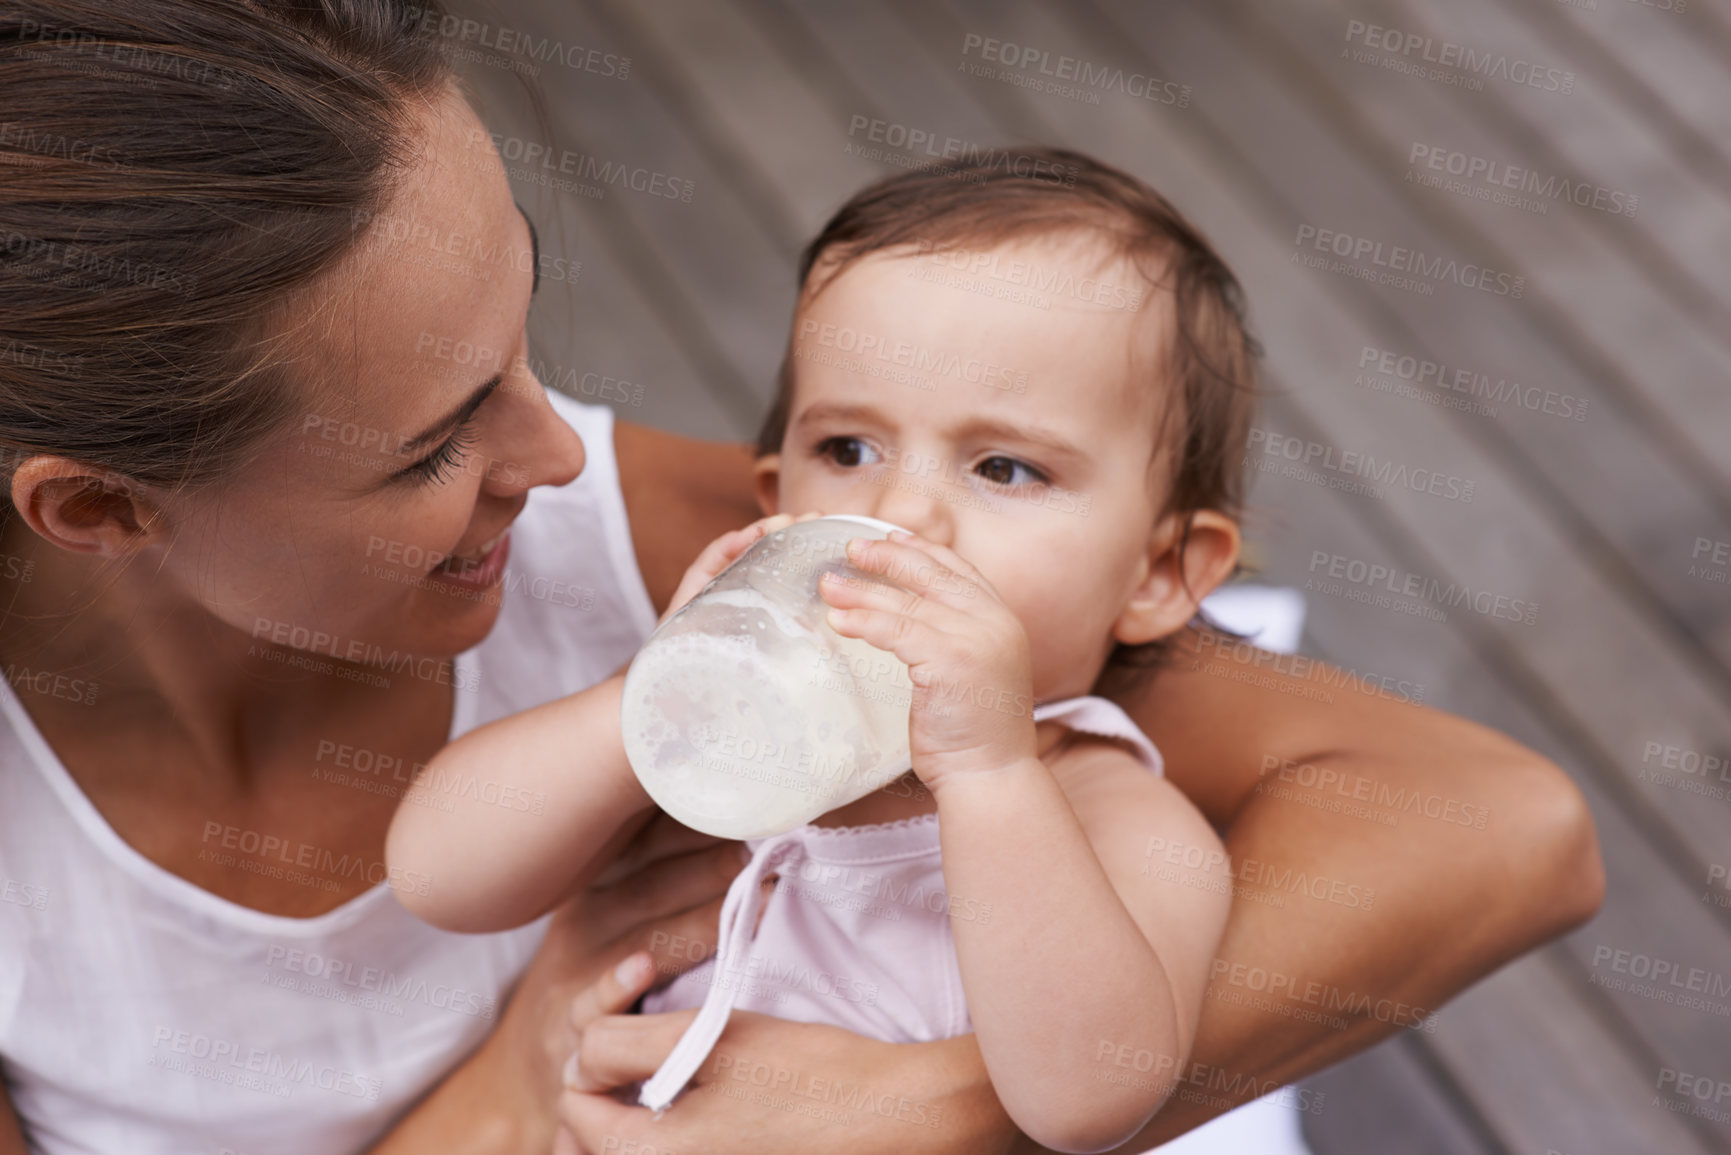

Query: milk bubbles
621 517 914 839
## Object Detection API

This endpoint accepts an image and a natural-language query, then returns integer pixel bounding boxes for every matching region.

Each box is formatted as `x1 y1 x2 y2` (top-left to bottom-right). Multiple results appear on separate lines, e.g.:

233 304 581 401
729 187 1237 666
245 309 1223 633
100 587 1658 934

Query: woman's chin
408 585 507 657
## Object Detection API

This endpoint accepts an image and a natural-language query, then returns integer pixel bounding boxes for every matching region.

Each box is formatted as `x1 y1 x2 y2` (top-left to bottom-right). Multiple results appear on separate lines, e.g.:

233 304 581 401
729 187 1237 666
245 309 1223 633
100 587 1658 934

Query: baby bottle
620 515 915 839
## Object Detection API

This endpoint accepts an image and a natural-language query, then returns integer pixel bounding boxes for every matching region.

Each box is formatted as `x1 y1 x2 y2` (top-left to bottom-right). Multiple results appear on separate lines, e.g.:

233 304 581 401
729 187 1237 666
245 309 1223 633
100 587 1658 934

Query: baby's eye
817 436 880 468
975 455 1047 489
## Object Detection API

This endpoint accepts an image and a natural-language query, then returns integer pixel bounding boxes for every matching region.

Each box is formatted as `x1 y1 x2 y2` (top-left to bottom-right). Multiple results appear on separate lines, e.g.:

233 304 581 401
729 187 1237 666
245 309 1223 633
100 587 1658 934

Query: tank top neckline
790 812 939 839
0 645 481 938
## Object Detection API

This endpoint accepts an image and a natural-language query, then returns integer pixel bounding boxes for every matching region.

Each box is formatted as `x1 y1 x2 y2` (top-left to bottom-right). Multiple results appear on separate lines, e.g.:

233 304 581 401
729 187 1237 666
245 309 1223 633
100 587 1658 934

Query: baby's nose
869 483 953 548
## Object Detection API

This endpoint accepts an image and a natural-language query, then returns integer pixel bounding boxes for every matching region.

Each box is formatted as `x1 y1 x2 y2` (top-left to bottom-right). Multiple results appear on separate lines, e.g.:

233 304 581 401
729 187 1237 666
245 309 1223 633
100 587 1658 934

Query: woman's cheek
354 502 465 582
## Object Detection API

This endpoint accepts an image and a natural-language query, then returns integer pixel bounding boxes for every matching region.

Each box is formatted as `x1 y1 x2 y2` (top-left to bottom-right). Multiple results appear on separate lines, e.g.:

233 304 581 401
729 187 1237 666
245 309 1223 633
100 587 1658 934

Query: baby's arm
935 739 1228 1154
821 532 1228 1153
386 673 650 934
388 516 794 934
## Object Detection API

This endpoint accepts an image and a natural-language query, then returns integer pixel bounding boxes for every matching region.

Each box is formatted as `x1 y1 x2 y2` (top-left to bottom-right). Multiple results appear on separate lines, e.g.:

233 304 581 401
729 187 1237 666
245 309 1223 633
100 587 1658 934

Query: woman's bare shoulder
613 420 761 614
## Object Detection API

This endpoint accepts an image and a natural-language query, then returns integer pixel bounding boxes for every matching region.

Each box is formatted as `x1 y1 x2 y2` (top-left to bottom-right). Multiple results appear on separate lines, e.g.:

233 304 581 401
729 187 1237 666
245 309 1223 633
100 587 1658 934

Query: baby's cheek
1000 579 1064 650
784 471 861 517
775 476 821 515
1010 567 1122 695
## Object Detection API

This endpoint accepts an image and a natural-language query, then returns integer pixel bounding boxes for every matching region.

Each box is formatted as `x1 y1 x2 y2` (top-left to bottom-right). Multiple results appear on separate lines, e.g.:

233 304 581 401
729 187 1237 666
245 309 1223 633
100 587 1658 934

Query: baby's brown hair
757 147 1261 682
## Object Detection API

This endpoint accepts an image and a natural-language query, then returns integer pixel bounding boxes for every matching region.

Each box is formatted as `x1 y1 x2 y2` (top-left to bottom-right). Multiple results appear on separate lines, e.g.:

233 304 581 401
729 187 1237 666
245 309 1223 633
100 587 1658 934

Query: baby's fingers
703 516 790 573
825 603 955 673
661 515 792 621
817 567 967 636
842 535 992 610
882 531 999 595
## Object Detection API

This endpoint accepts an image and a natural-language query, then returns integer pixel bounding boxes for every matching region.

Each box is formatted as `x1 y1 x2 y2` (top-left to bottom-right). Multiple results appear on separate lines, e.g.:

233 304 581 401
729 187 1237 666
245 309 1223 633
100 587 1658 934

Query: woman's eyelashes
812 436 1049 492
399 420 480 486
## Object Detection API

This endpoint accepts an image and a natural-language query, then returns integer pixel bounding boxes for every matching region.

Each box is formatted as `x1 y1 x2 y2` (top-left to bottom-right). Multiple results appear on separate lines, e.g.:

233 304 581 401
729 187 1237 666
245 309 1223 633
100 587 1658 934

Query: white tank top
0 394 657 1155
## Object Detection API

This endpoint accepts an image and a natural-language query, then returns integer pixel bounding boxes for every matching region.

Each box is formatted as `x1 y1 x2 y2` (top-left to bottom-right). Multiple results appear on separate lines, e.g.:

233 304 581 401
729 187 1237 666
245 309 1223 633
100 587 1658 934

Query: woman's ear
752 452 782 518
9 456 166 558
1113 509 1241 647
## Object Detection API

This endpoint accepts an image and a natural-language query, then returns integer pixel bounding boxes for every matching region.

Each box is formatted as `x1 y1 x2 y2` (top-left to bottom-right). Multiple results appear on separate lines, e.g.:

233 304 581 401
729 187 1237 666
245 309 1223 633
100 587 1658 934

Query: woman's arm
368 824 749 1154
1099 630 1605 1145
561 1012 1016 1155
615 421 764 614
556 649 1600 1155
0 1080 25 1155
614 419 1606 1148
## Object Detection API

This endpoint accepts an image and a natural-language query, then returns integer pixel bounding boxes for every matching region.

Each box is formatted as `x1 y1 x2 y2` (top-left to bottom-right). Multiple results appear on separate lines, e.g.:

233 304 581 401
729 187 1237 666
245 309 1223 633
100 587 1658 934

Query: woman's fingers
554 956 663 1136
635 893 728 984
581 839 745 943
565 953 656 1039
563 1009 698 1093
558 1088 647 1155
558 1013 926 1154
589 811 725 888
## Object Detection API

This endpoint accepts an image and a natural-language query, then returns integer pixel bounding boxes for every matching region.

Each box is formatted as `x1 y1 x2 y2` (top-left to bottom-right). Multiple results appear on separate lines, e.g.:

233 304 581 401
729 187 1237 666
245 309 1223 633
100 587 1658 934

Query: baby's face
764 235 1175 701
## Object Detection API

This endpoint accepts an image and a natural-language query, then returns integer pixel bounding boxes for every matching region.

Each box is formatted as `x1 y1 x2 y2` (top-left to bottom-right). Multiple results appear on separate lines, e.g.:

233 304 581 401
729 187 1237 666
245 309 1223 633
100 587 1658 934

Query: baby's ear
751 453 782 518
1113 510 1241 646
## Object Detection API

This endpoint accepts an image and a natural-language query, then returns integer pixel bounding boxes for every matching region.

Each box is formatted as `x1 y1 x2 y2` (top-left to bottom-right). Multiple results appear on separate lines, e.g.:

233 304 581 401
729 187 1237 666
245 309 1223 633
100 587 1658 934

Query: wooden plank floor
446 1 1731 1150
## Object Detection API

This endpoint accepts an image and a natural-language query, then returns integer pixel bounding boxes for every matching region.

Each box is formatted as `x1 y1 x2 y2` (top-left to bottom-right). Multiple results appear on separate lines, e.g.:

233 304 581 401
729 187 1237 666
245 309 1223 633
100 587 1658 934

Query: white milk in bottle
620 516 915 839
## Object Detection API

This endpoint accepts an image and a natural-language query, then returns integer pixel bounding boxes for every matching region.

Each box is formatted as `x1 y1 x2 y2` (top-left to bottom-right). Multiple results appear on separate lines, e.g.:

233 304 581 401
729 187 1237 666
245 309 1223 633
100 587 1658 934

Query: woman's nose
535 409 586 490
485 378 584 495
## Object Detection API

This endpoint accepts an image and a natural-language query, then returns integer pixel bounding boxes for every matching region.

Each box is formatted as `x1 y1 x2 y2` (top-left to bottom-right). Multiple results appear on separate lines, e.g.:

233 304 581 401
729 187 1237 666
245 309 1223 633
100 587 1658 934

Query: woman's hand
819 531 1037 789
557 1009 1017 1155
366 814 747 1154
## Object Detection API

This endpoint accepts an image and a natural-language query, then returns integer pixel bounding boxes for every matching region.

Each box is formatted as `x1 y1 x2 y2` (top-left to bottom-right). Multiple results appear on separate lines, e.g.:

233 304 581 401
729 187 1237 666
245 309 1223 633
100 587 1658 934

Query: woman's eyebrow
516 201 541 296
402 375 502 452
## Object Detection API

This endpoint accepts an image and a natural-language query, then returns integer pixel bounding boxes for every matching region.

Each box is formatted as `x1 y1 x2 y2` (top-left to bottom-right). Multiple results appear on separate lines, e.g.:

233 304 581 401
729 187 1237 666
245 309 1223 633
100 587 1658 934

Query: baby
388 148 1260 1153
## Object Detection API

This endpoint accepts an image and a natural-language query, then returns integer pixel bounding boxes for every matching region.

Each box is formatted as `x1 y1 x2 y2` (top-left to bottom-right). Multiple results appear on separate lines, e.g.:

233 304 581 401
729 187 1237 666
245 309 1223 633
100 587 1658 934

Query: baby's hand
659 513 823 626
818 531 1036 790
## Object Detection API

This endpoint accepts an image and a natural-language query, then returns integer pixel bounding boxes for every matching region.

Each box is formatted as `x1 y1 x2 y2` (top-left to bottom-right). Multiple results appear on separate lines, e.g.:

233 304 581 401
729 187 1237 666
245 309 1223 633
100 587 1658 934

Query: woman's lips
427 530 511 590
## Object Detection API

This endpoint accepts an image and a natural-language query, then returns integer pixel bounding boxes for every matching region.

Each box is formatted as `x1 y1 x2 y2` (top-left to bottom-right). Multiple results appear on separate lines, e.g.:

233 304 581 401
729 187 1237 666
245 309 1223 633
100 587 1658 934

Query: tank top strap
636 828 809 1113
1031 695 1164 777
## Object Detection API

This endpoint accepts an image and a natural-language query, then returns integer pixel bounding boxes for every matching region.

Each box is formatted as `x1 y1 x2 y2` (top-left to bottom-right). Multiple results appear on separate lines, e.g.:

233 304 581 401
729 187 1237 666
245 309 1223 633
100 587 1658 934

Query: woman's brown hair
0 0 453 500
759 148 1262 682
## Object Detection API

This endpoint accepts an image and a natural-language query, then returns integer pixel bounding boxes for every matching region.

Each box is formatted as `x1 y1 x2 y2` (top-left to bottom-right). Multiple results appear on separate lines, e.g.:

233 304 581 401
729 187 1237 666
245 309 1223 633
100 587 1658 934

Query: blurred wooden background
445 0 1731 1151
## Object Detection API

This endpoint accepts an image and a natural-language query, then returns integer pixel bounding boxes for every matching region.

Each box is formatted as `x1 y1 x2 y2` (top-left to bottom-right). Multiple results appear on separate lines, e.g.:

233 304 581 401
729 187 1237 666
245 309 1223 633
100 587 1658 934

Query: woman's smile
427 527 512 589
